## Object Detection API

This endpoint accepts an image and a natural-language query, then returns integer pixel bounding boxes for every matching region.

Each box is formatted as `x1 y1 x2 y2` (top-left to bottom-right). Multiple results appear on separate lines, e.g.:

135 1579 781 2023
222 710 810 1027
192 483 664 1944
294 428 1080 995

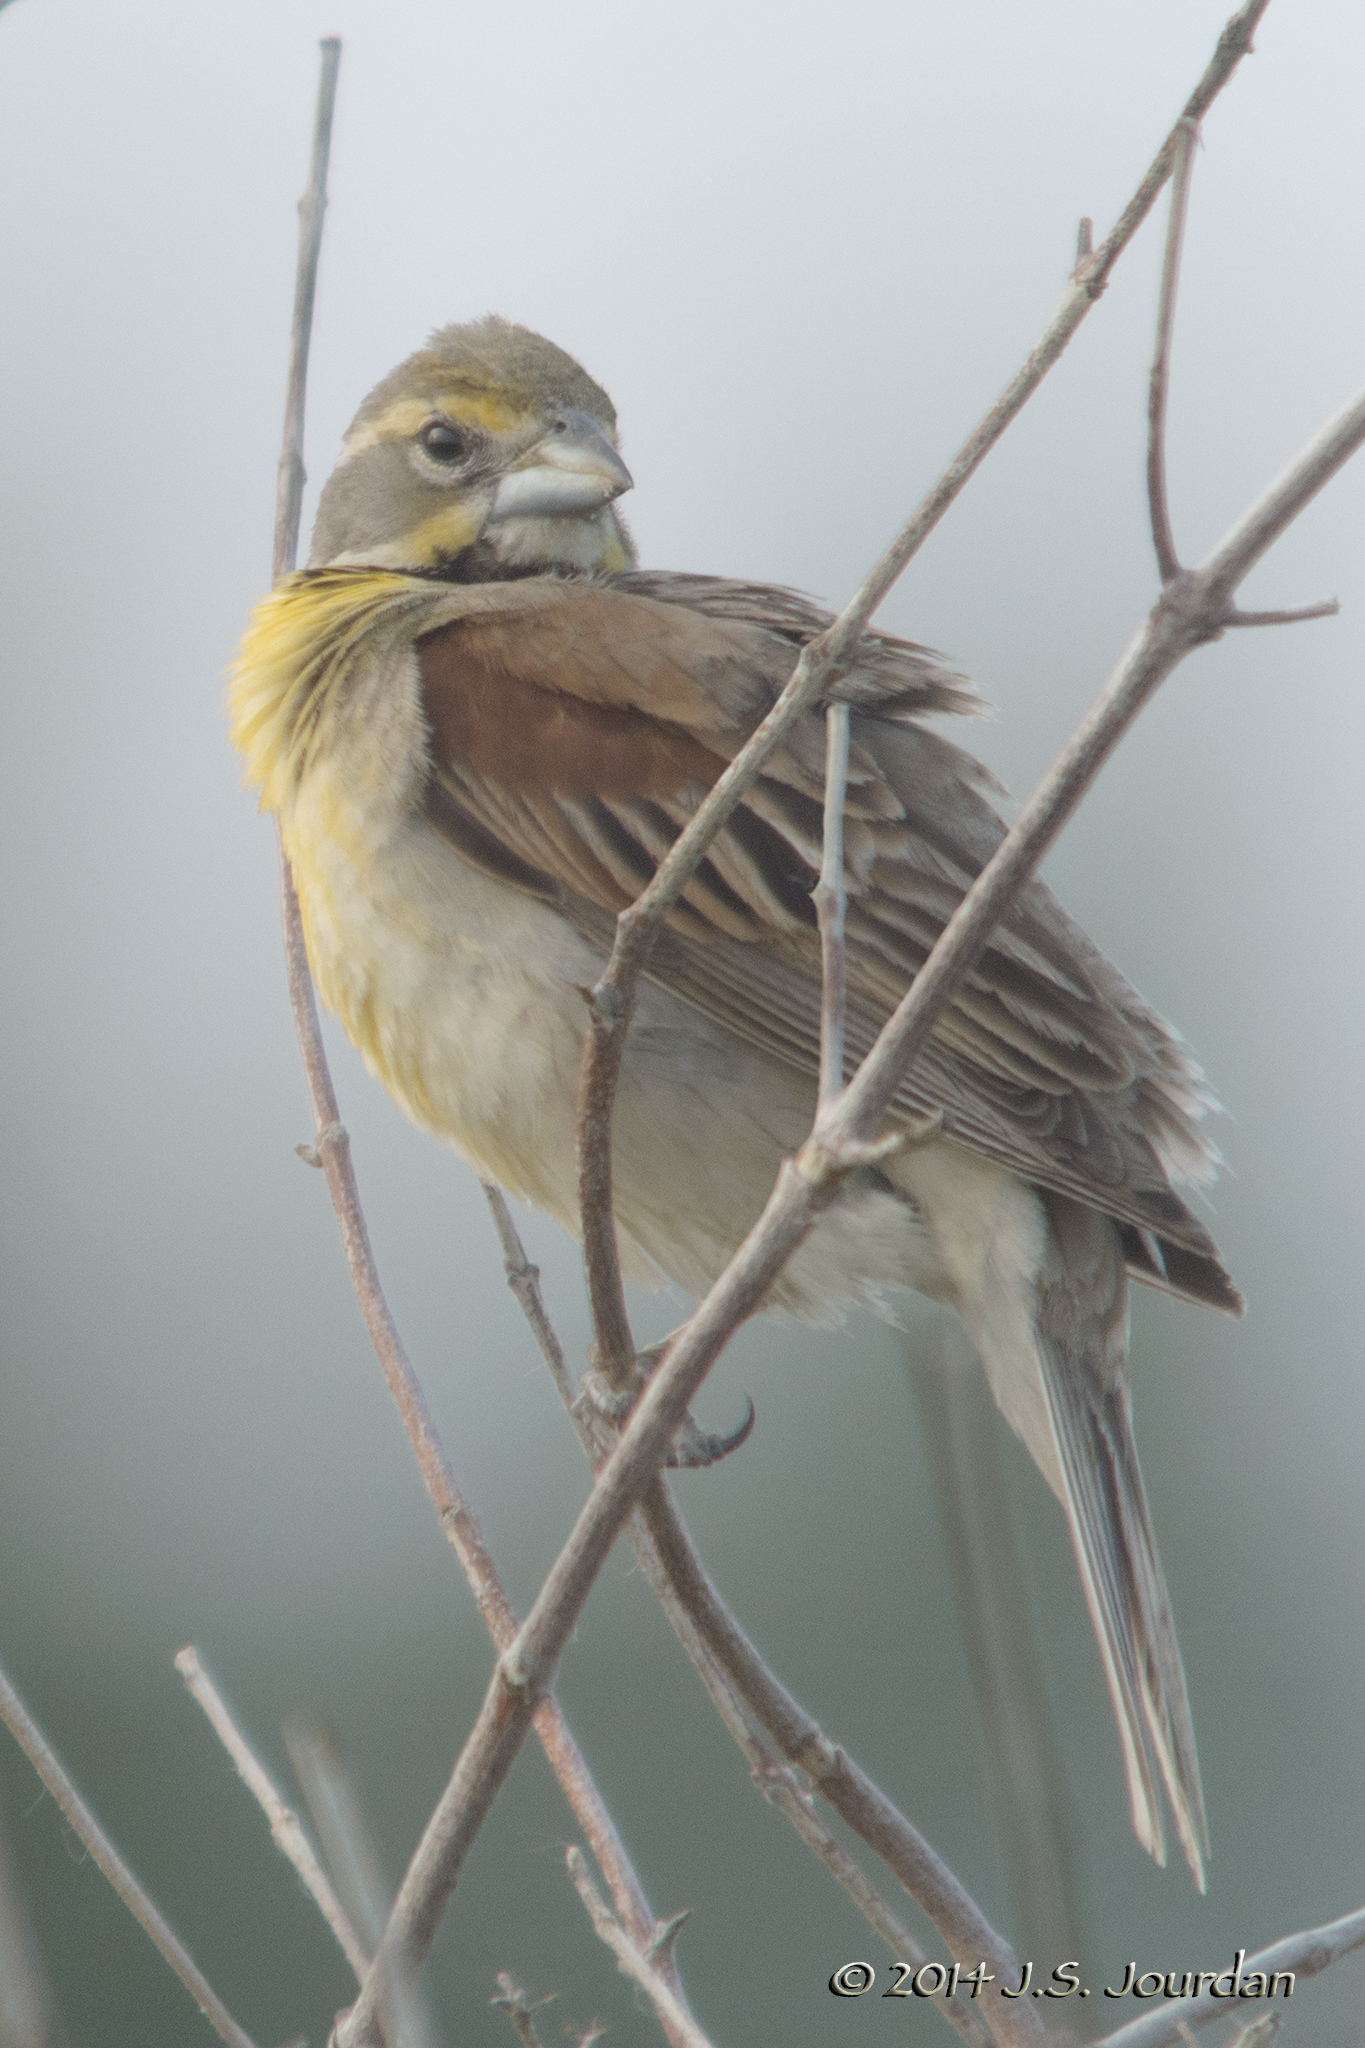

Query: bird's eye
419 421 465 463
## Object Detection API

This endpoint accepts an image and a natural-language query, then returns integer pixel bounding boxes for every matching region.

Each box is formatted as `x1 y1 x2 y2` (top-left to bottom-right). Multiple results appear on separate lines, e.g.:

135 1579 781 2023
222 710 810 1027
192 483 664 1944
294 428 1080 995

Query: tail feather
1034 1198 1209 1888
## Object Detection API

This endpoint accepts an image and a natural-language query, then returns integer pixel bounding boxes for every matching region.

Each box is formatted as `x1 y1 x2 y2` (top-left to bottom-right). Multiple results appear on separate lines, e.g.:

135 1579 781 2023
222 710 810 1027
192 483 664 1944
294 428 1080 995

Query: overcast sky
2 3 1364 2043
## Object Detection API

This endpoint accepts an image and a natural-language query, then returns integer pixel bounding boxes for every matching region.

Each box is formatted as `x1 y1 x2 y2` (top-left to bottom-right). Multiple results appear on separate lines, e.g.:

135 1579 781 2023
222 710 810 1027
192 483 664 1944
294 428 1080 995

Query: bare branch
342 356 1365 2048
479 1197 1007 2048
572 0 1271 1398
911 1331 1082 1970
273 37 340 585
263 41 698 2048
174 1649 368 1982
574 986 638 1389
0 1807 65 2048
565 1850 715 2048
820 377 1365 1163
283 1718 441 2048
813 702 851 1106
631 1486 1008 2048
635 1483 1040 2048
1147 118 1199 582
0 1655 260 2048
480 1184 577 1412
1094 1904 1365 2048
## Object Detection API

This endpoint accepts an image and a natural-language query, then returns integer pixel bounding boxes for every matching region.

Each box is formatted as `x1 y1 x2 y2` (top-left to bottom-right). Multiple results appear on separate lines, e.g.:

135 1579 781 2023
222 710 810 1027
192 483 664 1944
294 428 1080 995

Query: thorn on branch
646 1908 692 1963
1075 216 1093 267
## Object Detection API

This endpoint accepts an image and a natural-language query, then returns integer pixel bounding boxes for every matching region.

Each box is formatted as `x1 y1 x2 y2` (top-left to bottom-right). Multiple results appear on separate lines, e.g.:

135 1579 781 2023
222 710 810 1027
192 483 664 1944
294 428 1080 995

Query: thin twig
1147 118 1199 582
571 0 1272 1396
565 1851 715 2048
630 1487 1004 2048
273 37 340 585
1226 2018 1279 2048
636 1482 1038 2048
1225 598 1339 625
817 376 1365 1162
0 1655 260 2048
479 1196 1006 2048
175 1650 369 1983
0 1806 65 2048
342 363 1365 2048
911 1329 1082 1971
264 41 698 2048
491 1975 551 2048
813 702 851 1106
1093 1905 1365 2048
283 1718 442 2048
480 1184 577 1411
282 1718 390 1958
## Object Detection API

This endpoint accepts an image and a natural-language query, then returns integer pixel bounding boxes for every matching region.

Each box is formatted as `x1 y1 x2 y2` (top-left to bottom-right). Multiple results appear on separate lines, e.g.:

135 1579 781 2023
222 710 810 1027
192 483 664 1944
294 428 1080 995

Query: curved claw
664 1396 757 1471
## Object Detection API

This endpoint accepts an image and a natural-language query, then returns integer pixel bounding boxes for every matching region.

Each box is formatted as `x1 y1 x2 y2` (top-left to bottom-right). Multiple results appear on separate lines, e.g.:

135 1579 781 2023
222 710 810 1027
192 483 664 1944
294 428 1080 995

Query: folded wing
406 567 1240 1314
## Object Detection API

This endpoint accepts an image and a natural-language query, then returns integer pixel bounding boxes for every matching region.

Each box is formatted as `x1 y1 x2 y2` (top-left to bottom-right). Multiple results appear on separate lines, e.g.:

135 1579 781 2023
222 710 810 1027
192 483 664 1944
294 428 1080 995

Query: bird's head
308 315 636 579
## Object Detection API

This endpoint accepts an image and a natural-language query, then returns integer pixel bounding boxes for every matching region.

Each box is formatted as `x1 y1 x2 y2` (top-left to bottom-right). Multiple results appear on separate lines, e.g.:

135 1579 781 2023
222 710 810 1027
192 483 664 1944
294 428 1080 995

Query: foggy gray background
2 1 1363 2042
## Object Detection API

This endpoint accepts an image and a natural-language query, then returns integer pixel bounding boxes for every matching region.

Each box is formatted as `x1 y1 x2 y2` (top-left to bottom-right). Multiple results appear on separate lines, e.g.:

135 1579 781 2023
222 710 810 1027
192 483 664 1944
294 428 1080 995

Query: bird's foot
575 1341 755 1470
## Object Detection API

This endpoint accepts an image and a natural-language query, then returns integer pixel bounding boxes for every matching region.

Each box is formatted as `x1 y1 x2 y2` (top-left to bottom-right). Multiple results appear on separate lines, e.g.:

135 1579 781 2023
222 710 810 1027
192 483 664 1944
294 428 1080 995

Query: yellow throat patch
228 568 431 812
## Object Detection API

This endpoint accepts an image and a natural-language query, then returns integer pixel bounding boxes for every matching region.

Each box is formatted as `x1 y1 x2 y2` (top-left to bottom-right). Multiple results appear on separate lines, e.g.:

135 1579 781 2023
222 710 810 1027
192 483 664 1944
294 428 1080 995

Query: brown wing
414 570 1241 1315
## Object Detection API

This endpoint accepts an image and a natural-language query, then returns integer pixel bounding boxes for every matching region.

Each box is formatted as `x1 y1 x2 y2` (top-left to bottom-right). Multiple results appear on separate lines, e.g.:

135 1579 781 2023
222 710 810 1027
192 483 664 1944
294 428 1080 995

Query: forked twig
480 1190 1010 2048
632 1485 1007 2048
571 0 1275 1378
175 1650 369 1983
1094 1904 1365 2048
1145 98 1338 633
1147 118 1199 582
348 15 1364 2039
343 270 1365 2048
0 1654 260 2048
565 1850 714 2048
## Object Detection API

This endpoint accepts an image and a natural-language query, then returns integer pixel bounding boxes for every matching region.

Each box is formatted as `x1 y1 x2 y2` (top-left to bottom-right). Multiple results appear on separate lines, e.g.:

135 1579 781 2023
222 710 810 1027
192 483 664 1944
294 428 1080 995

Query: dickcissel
231 316 1241 1887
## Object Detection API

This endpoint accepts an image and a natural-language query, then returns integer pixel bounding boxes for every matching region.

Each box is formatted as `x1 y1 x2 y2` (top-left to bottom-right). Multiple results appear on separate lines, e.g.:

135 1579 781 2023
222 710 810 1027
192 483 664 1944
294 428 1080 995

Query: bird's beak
489 409 633 521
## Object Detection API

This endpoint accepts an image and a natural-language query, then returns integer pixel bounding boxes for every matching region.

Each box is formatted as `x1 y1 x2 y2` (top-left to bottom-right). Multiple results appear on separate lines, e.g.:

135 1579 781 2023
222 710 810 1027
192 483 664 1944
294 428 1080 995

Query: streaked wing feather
414 572 1240 1312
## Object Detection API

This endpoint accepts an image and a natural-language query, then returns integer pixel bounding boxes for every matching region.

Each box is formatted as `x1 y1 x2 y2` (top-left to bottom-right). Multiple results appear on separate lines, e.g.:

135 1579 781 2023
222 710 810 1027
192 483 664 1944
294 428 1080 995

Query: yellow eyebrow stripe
340 388 535 460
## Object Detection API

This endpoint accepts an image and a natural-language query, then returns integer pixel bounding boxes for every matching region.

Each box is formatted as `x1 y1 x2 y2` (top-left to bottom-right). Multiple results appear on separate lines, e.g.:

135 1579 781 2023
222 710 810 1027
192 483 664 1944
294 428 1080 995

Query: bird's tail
1033 1196 1209 1887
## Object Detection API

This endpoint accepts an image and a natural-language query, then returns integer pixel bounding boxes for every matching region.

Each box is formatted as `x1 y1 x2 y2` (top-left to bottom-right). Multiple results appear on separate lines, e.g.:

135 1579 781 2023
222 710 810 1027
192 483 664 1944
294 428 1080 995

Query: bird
230 314 1242 1889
